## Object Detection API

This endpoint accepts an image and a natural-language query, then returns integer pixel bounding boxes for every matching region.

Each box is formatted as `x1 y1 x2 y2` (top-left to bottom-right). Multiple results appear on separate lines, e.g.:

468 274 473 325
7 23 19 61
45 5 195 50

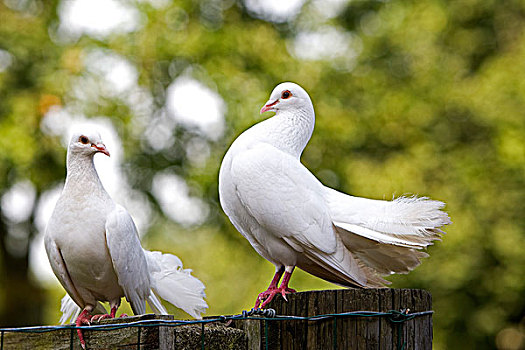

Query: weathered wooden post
231 288 433 350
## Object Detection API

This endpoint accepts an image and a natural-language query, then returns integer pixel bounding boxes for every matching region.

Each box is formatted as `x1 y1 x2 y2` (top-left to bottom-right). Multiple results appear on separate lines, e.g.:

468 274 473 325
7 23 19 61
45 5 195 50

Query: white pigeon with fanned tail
45 129 207 348
218 82 451 308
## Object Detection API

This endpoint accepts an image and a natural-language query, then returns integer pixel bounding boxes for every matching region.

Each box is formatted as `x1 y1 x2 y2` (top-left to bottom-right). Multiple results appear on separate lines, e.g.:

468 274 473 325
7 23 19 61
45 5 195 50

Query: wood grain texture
244 288 433 350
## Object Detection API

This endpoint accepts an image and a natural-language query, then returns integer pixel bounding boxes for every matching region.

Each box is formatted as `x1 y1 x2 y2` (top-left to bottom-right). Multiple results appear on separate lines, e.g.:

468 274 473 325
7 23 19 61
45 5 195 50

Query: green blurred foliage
0 0 524 349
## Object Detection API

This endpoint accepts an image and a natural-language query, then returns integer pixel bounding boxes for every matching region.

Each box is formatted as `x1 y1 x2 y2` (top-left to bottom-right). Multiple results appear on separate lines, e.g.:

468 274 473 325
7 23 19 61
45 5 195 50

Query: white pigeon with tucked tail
45 129 207 348
218 82 451 308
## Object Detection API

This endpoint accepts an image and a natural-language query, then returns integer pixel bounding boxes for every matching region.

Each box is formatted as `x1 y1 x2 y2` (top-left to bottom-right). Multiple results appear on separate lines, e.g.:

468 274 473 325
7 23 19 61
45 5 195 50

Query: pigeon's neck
264 106 315 158
64 152 106 194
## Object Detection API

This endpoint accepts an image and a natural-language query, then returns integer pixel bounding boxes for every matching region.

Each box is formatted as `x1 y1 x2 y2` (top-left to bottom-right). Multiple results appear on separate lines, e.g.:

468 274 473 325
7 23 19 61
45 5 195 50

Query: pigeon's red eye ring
79 136 89 144
281 90 292 99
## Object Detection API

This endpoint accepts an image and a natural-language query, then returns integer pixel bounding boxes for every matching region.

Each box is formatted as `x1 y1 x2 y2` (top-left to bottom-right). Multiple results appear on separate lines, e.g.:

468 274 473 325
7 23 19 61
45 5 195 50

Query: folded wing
105 205 150 315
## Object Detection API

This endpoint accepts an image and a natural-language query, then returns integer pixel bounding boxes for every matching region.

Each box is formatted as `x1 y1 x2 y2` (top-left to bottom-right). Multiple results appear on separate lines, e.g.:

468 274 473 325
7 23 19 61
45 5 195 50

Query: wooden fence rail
0 289 432 349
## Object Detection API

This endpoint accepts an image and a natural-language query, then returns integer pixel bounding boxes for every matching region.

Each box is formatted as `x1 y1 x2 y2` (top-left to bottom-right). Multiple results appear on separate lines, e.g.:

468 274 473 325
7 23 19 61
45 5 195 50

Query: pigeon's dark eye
79 136 89 144
281 90 292 99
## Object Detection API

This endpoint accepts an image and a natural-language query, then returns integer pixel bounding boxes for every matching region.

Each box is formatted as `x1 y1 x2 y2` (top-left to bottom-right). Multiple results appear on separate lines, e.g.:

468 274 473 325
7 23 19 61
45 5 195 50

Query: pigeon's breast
48 198 123 303
219 141 305 267
219 141 275 261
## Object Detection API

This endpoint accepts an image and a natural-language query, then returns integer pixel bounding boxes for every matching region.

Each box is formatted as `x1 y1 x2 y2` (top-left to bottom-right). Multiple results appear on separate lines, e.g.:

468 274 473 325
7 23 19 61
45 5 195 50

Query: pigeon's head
68 130 110 158
260 82 312 114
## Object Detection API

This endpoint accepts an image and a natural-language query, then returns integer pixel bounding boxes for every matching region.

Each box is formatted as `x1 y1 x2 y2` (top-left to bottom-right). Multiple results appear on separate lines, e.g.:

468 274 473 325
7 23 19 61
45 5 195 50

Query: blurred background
0 0 524 349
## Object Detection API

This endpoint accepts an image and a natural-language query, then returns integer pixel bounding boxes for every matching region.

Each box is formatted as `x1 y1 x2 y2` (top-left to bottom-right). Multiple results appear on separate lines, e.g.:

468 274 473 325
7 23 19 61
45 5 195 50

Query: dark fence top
0 289 434 350
0 308 432 334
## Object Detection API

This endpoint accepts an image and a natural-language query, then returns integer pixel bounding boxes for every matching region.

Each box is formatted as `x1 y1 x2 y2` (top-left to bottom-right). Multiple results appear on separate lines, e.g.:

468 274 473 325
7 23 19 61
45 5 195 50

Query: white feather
144 250 208 319
105 205 150 315
326 188 451 246
333 222 428 247
59 294 81 325
147 291 168 315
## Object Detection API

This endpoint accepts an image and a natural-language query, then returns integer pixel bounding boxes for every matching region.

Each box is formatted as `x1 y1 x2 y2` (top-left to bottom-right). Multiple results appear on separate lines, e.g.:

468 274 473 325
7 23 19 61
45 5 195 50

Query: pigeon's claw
256 286 296 309
90 313 112 323
255 287 279 308
280 287 296 302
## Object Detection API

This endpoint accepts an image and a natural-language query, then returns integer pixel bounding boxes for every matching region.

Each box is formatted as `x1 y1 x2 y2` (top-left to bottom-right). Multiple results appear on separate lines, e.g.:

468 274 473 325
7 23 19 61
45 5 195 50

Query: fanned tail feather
59 294 81 325
325 187 451 281
147 291 168 315
144 250 208 319
326 188 451 247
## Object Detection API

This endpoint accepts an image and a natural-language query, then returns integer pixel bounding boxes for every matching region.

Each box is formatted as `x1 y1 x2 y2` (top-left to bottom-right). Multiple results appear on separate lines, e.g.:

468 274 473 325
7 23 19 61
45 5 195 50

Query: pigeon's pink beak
260 99 279 114
92 143 110 157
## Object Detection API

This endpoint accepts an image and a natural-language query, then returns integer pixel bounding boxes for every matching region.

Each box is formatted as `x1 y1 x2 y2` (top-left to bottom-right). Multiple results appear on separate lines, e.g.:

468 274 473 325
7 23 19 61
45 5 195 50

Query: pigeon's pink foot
256 269 296 308
255 267 286 308
119 313 129 318
258 286 296 308
76 309 92 349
